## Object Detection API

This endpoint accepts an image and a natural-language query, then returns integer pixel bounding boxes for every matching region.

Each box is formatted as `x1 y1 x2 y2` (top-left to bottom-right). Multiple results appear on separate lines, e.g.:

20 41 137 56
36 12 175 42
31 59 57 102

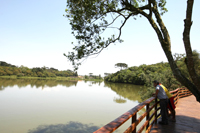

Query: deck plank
150 95 200 133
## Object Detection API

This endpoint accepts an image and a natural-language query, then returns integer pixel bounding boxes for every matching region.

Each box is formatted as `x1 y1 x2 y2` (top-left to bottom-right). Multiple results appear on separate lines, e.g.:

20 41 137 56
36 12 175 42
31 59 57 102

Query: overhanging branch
82 13 133 58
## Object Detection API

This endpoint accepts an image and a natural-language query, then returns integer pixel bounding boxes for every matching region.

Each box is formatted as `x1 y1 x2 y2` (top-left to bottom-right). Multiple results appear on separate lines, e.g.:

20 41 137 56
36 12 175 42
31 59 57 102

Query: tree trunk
183 0 200 94
148 0 200 102
162 44 200 102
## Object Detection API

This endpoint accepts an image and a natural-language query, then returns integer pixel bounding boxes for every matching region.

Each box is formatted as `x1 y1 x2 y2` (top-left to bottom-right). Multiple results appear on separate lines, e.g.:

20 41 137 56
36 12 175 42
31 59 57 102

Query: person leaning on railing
152 80 168 125
159 83 176 122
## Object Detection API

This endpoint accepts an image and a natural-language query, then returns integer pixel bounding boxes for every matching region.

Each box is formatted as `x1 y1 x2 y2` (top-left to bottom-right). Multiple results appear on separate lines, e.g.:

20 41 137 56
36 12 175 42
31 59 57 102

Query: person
159 83 176 122
152 80 168 125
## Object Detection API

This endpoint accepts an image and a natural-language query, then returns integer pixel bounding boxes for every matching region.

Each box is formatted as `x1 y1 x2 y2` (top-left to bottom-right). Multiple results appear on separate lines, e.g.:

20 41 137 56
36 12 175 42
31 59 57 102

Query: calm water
0 79 146 133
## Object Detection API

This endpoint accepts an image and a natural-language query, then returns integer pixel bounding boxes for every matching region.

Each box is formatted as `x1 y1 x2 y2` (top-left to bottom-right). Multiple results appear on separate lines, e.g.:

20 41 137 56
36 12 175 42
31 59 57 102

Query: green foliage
107 63 163 85
115 63 128 70
5 69 13 76
173 50 200 81
104 73 111 76
105 51 200 100
64 0 168 70
0 61 77 78
87 74 103 80
0 61 16 67
85 75 89 79
64 0 200 101
105 61 183 89
17 73 24 77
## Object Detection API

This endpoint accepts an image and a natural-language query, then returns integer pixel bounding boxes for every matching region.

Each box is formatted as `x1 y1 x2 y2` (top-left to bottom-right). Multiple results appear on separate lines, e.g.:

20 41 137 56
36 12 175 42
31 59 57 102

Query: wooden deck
150 95 200 133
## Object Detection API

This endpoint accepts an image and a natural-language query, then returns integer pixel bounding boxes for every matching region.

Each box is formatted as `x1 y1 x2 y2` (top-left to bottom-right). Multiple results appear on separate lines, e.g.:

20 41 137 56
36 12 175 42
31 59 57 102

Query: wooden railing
94 88 192 133
170 87 192 105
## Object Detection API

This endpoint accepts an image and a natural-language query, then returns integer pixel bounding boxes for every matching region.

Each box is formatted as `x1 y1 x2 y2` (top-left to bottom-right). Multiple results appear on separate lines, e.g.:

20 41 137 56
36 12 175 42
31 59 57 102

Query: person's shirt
156 84 168 99
160 84 173 98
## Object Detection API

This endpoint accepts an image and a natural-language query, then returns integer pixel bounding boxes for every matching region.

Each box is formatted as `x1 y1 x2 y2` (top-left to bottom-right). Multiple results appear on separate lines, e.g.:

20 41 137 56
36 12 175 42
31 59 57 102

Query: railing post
155 98 157 124
178 88 180 101
132 114 137 133
146 103 149 130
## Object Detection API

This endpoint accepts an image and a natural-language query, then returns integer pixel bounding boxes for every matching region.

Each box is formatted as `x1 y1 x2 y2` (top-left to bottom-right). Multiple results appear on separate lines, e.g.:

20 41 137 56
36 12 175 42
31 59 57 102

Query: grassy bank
84 78 104 81
0 75 79 80
0 75 103 82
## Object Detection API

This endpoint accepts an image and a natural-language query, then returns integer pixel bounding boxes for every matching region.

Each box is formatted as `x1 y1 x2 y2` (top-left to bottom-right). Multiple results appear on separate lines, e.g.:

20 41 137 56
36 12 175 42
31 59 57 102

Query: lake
0 78 147 133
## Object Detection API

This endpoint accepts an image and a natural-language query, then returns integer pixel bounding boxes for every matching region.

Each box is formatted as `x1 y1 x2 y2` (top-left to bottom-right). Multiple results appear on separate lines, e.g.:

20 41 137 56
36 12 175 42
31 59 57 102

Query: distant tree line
105 51 200 101
0 61 78 78
84 73 102 80
105 62 177 86
105 51 200 90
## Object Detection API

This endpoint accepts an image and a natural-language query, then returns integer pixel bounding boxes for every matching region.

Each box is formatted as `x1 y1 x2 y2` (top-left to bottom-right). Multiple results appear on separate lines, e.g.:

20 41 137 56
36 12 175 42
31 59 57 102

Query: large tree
64 0 200 102
115 63 128 70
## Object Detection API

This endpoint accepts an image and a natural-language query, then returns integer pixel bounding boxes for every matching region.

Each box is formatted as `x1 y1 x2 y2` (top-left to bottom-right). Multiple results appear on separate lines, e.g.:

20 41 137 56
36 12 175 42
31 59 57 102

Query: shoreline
0 75 103 82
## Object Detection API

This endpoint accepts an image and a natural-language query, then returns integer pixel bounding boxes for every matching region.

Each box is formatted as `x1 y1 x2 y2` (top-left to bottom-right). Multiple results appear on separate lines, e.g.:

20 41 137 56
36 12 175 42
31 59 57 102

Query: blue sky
0 0 199 76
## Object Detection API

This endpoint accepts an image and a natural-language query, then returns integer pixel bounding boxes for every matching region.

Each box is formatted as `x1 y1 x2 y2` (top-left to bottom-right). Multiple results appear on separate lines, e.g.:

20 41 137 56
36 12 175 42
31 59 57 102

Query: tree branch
151 0 170 46
99 15 121 28
82 13 133 57
148 0 152 17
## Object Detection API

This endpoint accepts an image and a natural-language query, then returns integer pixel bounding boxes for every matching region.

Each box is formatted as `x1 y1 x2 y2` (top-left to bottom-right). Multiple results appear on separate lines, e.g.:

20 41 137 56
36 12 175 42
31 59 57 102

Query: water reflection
0 86 4 91
104 82 147 103
113 96 127 103
28 121 100 133
86 81 103 86
0 78 78 90
104 82 149 117
0 79 144 133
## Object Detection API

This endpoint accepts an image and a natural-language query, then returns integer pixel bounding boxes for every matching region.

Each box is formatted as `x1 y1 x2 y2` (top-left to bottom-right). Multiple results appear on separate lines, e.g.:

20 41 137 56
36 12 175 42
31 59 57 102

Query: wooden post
132 114 137 133
178 88 180 102
155 98 157 124
146 104 149 130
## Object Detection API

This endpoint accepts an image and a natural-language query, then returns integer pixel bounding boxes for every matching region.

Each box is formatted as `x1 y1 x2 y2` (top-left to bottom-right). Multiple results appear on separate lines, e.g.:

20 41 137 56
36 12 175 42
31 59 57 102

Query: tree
64 0 200 102
104 73 111 76
85 75 89 79
99 74 102 79
74 71 78 76
50 67 59 71
5 69 13 76
37 72 43 77
115 63 128 70
0 68 6 76
0 61 16 67
19 65 29 73
89 73 93 77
